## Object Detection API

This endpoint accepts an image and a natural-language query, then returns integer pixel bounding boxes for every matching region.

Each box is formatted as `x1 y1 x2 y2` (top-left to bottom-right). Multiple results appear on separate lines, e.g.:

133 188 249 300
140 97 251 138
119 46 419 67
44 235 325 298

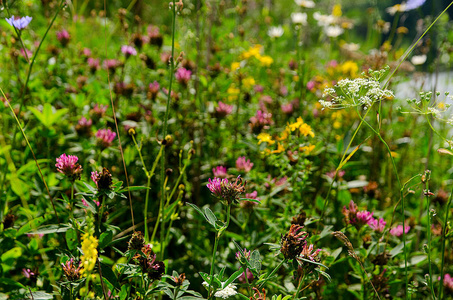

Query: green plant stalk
158 0 177 261
103 0 135 231
438 187 453 299
294 273 306 299
424 177 436 300
318 108 372 226
258 259 286 289
208 204 232 299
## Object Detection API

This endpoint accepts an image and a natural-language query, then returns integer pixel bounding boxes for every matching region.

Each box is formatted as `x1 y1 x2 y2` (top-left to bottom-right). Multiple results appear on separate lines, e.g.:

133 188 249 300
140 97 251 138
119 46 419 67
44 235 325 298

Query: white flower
386 4 406 16
291 12 308 25
214 284 237 299
313 12 336 27
268 26 284 38
411 54 427 65
294 0 315 8
325 25 344 37
342 43 360 52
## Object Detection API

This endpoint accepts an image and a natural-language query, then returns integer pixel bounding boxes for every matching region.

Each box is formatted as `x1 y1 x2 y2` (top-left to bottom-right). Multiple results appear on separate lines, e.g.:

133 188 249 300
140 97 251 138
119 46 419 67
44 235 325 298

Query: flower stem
424 175 436 300
438 186 453 299
258 259 286 289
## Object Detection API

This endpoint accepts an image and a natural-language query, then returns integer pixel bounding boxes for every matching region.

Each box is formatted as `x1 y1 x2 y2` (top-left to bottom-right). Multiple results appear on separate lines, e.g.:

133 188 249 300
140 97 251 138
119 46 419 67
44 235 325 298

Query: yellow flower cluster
257 117 316 156
227 85 240 102
241 45 274 67
80 232 98 276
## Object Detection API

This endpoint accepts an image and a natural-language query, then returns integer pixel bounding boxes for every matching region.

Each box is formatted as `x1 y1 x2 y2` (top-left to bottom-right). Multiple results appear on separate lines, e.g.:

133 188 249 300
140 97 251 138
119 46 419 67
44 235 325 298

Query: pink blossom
103 59 121 72
390 224 410 237
207 177 227 198
92 104 108 117
215 101 233 117
96 129 116 148
249 110 273 132
236 156 254 172
254 85 264 93
55 153 82 180
175 68 192 85
356 211 374 225
213 166 228 178
22 268 35 279
306 81 315 90
121 45 137 57
281 103 293 115
149 81 160 99
368 217 386 232
56 29 70 47
441 274 453 292
78 116 92 127
327 60 338 68
82 48 92 57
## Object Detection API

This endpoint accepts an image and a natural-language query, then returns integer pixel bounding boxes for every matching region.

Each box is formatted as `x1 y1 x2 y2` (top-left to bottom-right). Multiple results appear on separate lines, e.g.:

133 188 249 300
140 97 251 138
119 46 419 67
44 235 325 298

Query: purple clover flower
149 81 160 99
236 156 254 173
212 166 228 178
207 177 226 198
390 224 410 237
96 128 116 148
56 29 71 47
121 45 137 57
175 68 191 86
368 217 386 232
5 16 32 30
442 274 453 292
55 153 83 181
215 101 233 118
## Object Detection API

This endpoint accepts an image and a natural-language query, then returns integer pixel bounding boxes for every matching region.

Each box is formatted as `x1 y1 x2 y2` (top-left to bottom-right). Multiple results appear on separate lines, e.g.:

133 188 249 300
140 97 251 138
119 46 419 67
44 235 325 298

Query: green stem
294 273 305 299
144 176 151 241
438 187 453 299
258 259 286 289
207 233 220 300
424 176 436 300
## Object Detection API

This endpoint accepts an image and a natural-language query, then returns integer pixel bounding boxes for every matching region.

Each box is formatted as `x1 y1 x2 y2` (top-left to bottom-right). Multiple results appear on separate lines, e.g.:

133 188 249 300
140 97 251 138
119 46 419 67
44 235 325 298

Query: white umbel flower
214 284 237 299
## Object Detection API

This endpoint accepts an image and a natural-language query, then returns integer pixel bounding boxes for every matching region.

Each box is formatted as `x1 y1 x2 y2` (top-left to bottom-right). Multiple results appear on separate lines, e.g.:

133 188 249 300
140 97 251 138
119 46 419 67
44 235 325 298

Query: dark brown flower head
171 273 186 286
280 224 308 260
291 210 306 226
132 33 144 49
372 252 391 266
128 231 145 251
96 168 113 191
3 213 17 229
148 259 165 281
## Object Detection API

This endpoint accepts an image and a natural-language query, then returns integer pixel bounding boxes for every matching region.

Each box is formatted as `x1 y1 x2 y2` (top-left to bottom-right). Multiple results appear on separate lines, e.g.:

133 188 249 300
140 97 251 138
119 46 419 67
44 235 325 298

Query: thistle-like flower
61 258 82 281
280 224 308 260
207 176 246 205
55 153 83 181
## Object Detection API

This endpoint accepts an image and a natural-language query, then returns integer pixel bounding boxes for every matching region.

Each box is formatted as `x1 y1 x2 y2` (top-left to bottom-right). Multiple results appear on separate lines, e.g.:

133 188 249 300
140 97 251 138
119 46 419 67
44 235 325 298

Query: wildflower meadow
2 0 453 299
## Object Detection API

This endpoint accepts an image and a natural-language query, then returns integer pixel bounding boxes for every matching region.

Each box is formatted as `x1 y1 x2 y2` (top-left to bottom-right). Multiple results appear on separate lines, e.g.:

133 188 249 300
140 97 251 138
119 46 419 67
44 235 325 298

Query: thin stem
438 187 453 299
207 233 220 300
424 176 436 300
258 259 286 289
144 176 151 241
294 273 305 299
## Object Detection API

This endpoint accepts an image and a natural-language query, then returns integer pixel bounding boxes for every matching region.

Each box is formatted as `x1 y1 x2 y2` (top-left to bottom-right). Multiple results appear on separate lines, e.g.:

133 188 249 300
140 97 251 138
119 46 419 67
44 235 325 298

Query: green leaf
0 278 25 289
99 231 113 249
27 291 54 300
222 270 243 289
28 224 71 235
65 228 78 251
204 207 218 227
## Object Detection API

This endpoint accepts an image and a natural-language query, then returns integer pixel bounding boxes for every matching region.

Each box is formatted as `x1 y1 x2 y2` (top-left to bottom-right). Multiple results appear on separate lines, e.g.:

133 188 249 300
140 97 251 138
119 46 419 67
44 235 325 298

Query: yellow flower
278 128 291 141
332 4 342 17
299 123 315 137
227 85 240 102
340 61 358 77
259 55 274 67
257 133 275 145
272 143 285 154
293 75 299 82
242 77 256 89
438 102 446 110
288 117 305 131
300 144 315 155
242 45 262 59
80 232 98 276
231 62 241 71
333 121 341 129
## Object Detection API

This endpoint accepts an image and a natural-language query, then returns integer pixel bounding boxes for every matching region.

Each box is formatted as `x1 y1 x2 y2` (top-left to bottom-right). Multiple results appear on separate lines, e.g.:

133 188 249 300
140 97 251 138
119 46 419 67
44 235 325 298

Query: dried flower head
128 231 145 250
250 287 266 300
280 224 308 260
91 167 113 191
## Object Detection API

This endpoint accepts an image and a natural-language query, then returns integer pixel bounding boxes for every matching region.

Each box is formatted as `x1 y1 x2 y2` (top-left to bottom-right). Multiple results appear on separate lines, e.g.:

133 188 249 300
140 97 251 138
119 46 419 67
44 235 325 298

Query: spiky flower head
91 167 113 191
61 258 82 281
128 231 145 250
280 224 308 260
55 153 83 181
207 176 246 205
